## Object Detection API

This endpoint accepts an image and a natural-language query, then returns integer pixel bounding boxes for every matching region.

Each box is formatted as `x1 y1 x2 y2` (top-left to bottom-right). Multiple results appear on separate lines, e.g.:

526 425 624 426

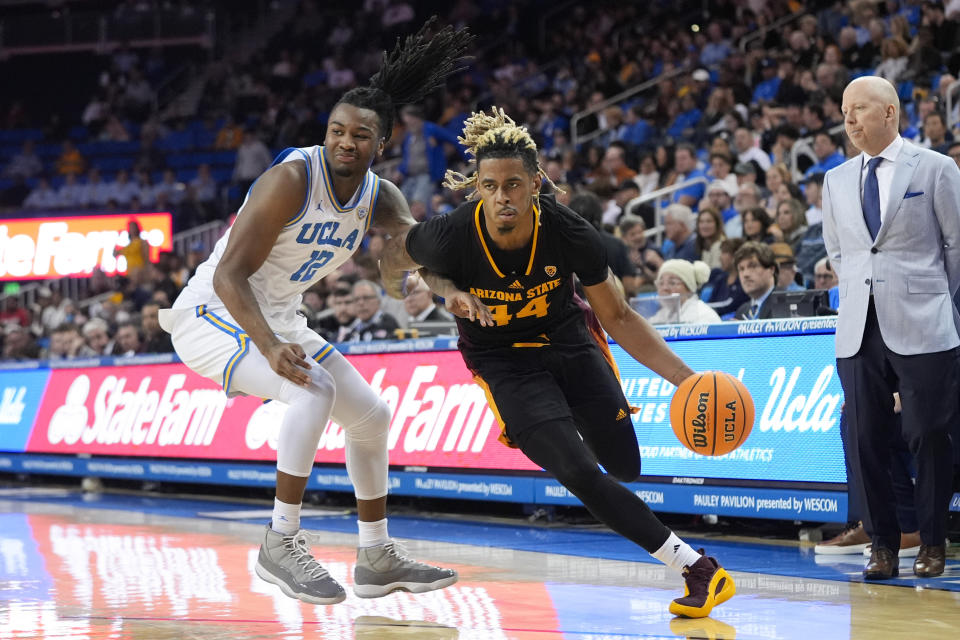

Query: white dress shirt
859 135 903 224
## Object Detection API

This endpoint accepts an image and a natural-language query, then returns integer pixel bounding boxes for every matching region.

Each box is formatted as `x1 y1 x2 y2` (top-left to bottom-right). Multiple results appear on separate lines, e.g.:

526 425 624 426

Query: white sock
357 518 389 548
272 498 301 535
651 532 703 572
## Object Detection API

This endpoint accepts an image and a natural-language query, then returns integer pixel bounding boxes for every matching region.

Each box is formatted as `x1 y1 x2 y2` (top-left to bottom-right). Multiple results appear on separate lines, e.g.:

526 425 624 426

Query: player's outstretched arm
584 272 694 387
379 226 493 326
212 162 312 387
372 179 487 322
372 179 423 298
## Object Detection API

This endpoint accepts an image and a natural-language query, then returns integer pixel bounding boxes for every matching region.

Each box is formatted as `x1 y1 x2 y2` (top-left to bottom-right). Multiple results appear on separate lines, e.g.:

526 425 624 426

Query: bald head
842 76 900 156
846 76 899 114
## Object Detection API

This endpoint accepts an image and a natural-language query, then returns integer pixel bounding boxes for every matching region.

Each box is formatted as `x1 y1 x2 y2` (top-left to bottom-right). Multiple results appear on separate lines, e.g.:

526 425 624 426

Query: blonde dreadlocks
443 107 561 196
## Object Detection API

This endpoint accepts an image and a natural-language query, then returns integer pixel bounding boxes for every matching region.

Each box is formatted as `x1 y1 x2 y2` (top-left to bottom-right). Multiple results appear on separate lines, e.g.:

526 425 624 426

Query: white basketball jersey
174 145 380 331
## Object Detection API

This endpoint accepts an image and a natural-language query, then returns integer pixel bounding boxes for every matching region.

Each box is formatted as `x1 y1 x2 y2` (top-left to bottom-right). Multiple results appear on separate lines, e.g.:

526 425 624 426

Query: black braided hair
336 16 473 142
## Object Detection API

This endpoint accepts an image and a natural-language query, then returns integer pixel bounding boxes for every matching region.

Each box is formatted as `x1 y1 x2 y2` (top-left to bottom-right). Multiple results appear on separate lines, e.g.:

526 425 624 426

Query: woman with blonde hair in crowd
875 37 910 85
695 207 726 270
771 197 808 254
649 260 722 325
764 163 792 212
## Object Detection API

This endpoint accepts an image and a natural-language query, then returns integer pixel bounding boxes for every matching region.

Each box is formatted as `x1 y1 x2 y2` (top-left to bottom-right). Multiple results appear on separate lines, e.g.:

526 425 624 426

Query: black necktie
862 156 883 240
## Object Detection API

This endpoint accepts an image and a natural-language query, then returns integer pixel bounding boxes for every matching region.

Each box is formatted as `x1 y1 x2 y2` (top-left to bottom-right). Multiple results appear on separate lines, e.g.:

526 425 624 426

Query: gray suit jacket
822 139 960 358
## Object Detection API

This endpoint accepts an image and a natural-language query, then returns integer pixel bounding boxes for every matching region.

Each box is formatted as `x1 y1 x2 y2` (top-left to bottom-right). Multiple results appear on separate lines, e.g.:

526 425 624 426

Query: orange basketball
669 371 755 456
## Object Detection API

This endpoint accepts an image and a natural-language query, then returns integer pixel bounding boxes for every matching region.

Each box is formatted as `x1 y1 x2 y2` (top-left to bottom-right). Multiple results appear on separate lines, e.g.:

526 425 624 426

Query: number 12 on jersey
291 250 334 282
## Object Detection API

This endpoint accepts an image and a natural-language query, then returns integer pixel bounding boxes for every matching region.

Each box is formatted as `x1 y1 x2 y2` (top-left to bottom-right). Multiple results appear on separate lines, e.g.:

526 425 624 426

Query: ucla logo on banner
759 366 841 433
0 386 26 424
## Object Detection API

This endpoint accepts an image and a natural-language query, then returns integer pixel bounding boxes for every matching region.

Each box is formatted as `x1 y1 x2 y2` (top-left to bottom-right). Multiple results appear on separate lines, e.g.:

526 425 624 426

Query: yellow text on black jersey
469 288 524 302
527 278 561 298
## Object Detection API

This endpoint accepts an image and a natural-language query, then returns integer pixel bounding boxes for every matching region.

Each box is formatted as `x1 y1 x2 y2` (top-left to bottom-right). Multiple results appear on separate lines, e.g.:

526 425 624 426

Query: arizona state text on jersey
406 194 609 347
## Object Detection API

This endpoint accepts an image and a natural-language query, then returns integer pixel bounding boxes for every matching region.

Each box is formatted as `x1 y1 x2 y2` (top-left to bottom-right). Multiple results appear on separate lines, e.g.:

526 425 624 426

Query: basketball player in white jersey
159 20 473 604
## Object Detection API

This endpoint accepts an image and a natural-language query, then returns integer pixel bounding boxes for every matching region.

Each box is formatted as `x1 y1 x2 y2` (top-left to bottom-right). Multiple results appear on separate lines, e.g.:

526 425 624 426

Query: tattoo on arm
371 179 416 237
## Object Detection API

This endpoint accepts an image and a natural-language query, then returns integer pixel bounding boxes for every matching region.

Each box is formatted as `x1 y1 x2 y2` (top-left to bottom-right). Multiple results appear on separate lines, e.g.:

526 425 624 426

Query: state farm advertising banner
0 213 172 280
26 353 539 471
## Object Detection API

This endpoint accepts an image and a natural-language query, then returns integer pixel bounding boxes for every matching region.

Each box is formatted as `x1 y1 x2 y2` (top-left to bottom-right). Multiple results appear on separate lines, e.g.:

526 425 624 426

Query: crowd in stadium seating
4 0 960 360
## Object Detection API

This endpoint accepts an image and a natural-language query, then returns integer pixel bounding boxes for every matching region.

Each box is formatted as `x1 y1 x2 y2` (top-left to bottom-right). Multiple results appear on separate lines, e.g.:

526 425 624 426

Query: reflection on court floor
0 491 958 639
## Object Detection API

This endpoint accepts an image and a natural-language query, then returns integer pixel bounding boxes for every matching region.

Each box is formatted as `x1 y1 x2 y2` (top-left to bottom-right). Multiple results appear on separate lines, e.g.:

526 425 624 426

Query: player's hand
264 342 312 386
401 271 422 296
445 291 493 326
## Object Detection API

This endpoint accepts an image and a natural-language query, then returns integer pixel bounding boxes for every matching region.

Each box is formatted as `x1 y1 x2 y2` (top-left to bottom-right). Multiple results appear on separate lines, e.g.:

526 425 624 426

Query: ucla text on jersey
175 145 381 328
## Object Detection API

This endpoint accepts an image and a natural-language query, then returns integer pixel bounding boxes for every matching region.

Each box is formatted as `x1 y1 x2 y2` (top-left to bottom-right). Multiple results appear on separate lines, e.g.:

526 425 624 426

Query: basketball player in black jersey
380 108 736 618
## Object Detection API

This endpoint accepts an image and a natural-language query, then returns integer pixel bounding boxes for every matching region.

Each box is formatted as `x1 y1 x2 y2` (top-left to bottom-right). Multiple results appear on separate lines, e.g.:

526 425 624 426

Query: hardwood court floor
0 488 958 639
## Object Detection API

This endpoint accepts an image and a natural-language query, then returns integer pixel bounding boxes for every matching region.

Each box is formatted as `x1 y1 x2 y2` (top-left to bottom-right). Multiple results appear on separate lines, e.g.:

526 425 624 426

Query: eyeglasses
656 277 687 288
814 273 833 280
353 295 379 301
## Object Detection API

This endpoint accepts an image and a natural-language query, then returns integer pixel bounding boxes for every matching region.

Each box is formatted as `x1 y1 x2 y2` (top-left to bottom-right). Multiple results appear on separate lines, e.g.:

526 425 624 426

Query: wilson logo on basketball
670 371 755 456
691 392 710 449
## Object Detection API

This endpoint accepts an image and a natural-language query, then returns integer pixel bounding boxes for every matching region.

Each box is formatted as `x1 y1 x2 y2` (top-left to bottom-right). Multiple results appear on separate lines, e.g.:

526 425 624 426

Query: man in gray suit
823 76 960 579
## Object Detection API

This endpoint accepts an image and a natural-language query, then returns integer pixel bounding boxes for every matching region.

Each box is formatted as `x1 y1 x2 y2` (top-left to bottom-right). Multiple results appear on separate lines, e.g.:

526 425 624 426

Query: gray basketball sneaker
353 541 458 598
254 525 346 604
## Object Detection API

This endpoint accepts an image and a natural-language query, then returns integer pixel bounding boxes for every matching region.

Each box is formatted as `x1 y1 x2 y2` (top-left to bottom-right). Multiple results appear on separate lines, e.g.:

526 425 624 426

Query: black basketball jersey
406 194 609 348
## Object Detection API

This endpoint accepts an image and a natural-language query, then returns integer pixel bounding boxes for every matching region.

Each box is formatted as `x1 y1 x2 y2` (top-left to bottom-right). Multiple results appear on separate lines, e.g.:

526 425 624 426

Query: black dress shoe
914 544 946 578
864 546 899 580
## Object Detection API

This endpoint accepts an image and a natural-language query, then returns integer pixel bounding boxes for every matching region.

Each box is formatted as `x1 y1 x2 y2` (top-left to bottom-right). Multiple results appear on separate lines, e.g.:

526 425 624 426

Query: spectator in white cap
79 317 114 357
649 260 722 325
705 180 738 227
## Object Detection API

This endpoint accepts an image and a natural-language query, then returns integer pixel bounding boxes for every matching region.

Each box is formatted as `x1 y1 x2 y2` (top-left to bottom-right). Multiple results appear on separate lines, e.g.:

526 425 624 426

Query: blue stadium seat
193 130 217 148
0 129 44 143
103 140 140 154
77 142 100 156
157 131 194 152
36 143 61 159
211 150 236 166
166 154 194 169
98 156 134 171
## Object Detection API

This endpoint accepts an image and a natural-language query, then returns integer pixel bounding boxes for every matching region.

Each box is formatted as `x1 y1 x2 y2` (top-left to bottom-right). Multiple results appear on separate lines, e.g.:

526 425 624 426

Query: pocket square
904 191 924 199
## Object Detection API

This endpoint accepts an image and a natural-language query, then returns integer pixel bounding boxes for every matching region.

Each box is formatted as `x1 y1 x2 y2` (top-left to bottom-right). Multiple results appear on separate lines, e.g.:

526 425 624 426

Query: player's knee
604 452 642 483
345 398 391 443
554 459 603 493
607 464 641 484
